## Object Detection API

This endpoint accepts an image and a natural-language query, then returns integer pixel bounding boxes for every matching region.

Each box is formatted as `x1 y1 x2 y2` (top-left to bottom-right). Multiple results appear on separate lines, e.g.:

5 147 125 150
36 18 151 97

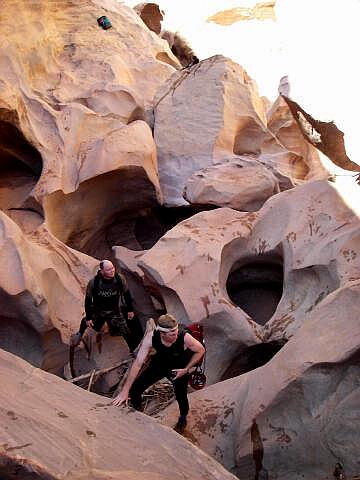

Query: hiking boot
70 332 82 347
174 415 187 434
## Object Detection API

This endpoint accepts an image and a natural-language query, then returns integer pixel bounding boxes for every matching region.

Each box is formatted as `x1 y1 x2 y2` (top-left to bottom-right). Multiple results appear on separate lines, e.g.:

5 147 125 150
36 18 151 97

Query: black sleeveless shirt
152 328 192 369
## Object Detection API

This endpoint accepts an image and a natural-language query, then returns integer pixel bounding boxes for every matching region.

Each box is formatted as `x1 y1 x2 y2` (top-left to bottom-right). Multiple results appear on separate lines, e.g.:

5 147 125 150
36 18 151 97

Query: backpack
186 323 204 349
185 323 207 390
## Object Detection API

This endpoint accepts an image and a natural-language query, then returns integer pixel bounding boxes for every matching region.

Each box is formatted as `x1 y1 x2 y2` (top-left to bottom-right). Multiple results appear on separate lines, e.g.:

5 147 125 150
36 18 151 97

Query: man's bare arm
172 333 205 379
112 331 153 406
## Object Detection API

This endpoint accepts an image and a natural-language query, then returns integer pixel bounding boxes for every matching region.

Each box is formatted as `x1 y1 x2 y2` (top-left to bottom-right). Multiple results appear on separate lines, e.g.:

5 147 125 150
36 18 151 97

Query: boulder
154 55 268 205
184 158 280 211
154 55 326 206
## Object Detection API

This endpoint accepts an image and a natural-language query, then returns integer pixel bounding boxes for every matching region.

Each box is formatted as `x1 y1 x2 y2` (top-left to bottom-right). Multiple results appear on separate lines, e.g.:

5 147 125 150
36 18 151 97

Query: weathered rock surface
0 0 182 256
0 2 359 479
0 211 95 374
0 348 238 480
158 281 360 480
266 95 328 181
154 55 327 206
184 158 280 211
139 180 360 383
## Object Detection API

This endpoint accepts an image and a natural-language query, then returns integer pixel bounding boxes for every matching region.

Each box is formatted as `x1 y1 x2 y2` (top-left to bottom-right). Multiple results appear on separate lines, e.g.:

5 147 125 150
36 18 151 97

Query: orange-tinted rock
134 2 164 34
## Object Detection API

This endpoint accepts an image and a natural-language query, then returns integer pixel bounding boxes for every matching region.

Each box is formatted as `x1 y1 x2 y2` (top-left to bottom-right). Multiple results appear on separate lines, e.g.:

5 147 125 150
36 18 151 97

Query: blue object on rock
97 16 112 30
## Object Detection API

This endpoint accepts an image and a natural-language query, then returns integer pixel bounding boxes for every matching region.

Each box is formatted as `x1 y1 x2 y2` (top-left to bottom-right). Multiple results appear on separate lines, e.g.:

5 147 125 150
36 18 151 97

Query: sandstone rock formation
158 279 360 480
139 180 359 384
0 0 181 258
1 1 359 479
184 158 280 211
154 55 327 206
266 94 328 181
0 348 238 480
0 211 95 374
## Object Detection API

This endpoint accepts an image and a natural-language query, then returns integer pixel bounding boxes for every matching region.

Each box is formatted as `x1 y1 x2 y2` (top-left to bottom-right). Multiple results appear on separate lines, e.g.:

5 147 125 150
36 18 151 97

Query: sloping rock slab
0 348 238 480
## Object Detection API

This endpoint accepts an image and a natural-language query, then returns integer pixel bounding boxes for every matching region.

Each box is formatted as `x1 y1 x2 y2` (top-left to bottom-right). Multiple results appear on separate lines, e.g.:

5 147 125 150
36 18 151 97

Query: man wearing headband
112 313 205 433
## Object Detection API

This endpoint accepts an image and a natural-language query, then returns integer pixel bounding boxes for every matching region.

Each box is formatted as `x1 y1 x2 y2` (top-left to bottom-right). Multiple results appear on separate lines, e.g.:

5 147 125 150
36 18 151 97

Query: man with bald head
72 260 137 354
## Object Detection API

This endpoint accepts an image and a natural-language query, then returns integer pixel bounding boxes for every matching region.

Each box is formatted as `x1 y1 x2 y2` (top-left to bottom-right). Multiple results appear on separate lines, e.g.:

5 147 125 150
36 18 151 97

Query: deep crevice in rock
0 116 43 212
227 259 283 325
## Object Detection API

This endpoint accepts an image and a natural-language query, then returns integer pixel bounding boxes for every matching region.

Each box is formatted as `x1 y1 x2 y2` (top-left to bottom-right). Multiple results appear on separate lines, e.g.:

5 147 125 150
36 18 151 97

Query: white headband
156 325 178 333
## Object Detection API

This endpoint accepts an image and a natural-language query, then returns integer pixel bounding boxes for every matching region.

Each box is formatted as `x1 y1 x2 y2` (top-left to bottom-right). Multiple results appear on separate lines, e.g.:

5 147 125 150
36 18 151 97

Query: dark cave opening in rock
0 118 43 211
220 340 287 381
133 205 216 250
93 204 217 258
0 314 43 368
226 259 283 326
0 289 44 368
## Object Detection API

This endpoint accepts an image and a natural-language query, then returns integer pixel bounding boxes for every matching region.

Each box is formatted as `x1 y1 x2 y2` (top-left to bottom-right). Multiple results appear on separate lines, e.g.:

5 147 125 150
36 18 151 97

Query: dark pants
125 315 143 350
79 312 136 352
129 358 189 416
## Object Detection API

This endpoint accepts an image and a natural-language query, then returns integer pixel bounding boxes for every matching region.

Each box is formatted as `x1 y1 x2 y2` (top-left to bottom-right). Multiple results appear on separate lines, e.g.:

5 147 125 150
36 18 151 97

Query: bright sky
123 0 360 213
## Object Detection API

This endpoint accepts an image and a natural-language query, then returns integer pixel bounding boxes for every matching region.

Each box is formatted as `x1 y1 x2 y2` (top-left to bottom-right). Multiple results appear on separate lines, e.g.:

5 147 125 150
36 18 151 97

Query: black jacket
85 272 133 320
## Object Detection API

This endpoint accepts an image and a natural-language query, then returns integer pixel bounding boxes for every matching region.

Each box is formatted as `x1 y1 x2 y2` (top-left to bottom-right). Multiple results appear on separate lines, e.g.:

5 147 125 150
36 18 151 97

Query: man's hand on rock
112 390 129 407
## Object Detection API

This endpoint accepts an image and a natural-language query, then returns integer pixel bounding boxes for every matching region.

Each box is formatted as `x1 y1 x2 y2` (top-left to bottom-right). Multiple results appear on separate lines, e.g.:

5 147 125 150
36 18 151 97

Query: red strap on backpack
186 323 206 389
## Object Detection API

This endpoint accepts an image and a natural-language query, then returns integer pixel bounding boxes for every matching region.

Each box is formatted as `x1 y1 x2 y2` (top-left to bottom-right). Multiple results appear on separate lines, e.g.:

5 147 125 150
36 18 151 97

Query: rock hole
226 259 283 325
